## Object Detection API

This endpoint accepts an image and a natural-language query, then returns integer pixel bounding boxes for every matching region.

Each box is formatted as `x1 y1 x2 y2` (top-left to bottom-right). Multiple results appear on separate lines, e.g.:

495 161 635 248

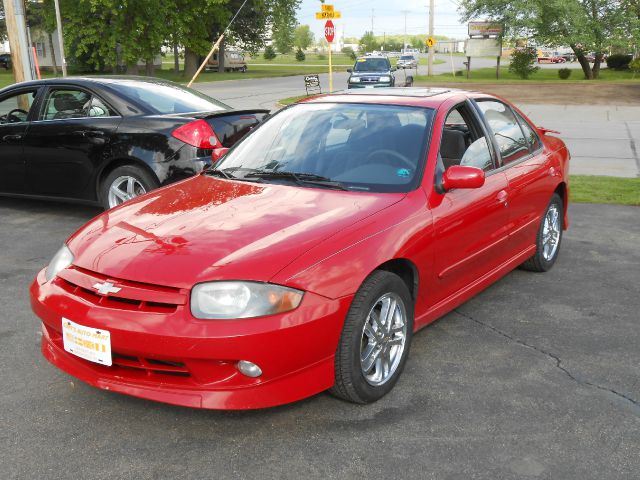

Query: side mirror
441 165 485 191
391 66 397 72
212 147 229 162
347 68 352 73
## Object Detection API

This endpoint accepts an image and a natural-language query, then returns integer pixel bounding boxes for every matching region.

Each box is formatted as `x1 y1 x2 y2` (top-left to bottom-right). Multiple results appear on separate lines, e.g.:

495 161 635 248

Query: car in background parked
0 53 11 70
32 87 570 410
396 55 418 69
347 56 396 88
0 77 267 209
537 55 566 64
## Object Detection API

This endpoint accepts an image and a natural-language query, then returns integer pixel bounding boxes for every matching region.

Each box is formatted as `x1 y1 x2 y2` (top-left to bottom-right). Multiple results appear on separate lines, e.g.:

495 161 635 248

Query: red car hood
67 175 403 288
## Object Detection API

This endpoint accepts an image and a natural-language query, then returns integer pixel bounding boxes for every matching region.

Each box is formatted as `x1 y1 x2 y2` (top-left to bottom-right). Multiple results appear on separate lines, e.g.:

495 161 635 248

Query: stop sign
324 20 335 43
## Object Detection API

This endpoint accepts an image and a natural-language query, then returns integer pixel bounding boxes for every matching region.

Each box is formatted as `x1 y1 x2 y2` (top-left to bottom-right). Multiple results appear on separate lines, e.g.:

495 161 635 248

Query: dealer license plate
62 318 112 366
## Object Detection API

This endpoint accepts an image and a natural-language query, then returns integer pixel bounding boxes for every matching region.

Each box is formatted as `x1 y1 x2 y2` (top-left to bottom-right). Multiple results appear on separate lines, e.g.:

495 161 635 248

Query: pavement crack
624 121 640 177
454 309 640 414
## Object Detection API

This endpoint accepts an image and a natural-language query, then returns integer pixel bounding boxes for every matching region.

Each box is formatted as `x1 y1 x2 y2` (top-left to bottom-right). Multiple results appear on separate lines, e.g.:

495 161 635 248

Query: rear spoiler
196 109 270 120
538 126 560 135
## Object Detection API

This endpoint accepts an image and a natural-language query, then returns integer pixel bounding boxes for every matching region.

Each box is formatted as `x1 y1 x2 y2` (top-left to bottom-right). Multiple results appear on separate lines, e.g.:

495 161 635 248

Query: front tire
520 193 563 272
100 164 159 210
330 270 414 404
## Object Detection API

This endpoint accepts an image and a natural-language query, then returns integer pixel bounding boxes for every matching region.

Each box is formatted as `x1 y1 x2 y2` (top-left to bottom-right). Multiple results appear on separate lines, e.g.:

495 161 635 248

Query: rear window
110 81 230 114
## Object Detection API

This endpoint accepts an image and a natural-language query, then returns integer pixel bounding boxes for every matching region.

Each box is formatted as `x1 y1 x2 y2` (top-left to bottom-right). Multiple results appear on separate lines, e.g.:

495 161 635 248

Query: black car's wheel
330 270 414 404
520 193 563 272
100 165 159 210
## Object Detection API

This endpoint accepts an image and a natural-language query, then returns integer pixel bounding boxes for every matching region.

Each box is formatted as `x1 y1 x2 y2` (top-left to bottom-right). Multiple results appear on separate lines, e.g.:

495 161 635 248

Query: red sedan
31 88 570 409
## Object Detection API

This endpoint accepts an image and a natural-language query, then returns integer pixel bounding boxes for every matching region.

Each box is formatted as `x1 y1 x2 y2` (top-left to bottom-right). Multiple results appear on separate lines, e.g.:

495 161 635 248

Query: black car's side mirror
347 68 352 73
391 67 397 72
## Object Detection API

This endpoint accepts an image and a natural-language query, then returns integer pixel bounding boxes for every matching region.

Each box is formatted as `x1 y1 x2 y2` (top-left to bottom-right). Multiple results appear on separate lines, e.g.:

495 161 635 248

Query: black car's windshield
400 56 414 60
110 80 230 114
214 102 433 193
354 58 391 72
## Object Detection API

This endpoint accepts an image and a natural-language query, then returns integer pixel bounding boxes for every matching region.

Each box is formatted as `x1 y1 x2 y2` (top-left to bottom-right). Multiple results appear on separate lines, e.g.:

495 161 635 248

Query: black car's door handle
73 130 106 138
2 134 23 141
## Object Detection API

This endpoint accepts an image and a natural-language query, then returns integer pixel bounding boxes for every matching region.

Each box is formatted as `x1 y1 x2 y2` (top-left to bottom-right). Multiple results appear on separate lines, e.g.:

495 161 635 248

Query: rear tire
520 193 563 272
100 164 159 210
330 270 414 404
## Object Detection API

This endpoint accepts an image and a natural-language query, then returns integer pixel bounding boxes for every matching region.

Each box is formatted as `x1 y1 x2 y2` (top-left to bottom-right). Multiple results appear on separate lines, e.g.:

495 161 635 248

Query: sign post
316 4 341 93
325 19 335 92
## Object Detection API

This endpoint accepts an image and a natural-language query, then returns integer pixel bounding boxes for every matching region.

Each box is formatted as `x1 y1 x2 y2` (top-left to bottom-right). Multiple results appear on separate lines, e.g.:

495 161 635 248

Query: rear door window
476 100 530 165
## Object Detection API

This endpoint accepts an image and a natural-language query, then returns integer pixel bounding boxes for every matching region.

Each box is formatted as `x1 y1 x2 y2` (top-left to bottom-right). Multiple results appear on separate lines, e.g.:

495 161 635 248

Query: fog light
237 360 262 378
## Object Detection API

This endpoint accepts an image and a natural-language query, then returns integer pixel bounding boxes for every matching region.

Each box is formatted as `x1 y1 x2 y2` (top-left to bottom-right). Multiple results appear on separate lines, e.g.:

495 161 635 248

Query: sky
297 0 470 42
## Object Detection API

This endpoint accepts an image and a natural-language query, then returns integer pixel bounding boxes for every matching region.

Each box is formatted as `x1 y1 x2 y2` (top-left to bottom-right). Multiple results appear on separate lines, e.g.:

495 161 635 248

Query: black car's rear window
110 81 230 114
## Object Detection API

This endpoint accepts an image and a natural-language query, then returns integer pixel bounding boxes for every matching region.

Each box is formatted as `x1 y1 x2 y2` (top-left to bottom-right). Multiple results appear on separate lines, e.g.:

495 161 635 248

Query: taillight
172 119 220 149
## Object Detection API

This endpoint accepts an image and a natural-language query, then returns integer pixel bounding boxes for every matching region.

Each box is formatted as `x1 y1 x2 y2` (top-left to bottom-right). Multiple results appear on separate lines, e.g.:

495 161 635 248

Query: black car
347 56 396 89
0 77 267 209
0 54 11 70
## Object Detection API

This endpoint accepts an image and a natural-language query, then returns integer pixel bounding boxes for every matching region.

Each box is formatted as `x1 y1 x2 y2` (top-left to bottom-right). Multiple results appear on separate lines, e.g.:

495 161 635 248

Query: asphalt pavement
1 199 639 480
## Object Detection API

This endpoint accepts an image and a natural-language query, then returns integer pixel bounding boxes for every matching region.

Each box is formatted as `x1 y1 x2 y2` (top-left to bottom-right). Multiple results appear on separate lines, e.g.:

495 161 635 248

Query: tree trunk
47 33 58 75
183 47 199 78
592 52 604 79
126 63 139 75
571 44 593 79
217 37 226 73
173 43 179 75
145 59 155 76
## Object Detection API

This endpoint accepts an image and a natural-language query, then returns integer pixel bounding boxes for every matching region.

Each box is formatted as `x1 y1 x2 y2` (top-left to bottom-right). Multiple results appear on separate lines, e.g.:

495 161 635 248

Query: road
2 200 638 480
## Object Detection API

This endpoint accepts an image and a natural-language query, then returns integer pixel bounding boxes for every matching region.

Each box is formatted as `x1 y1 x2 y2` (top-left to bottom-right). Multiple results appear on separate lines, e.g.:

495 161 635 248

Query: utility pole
402 10 409 52
53 0 68 76
3 0 34 83
428 0 434 76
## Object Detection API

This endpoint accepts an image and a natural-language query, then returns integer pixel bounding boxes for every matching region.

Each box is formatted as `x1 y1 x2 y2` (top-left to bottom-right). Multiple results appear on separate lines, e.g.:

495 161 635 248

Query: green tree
359 31 378 53
263 44 276 59
459 0 636 79
508 47 539 78
295 47 305 61
294 24 314 50
272 0 298 54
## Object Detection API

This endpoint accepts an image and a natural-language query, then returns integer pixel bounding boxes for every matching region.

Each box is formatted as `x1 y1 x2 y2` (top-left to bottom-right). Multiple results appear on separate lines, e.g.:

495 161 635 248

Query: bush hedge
606 54 632 70
558 68 572 79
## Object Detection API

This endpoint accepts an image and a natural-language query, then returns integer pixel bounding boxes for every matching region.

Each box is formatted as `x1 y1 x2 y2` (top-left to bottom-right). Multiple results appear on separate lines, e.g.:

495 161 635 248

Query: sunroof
334 87 453 97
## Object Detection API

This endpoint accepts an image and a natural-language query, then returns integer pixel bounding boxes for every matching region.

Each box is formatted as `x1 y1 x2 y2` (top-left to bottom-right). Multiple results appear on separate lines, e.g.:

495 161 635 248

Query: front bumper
31 268 352 409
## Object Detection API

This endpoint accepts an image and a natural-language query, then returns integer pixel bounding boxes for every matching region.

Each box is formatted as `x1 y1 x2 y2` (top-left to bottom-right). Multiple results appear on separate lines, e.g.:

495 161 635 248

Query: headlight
191 281 304 319
349 76 361 83
379 76 391 82
45 245 74 282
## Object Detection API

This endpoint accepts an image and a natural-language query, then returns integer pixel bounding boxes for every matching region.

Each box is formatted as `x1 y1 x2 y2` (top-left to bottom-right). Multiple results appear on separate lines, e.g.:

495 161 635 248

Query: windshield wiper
205 166 263 180
243 171 350 191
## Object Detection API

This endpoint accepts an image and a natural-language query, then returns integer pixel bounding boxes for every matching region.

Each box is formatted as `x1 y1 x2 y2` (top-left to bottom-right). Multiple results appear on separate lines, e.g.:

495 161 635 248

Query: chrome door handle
2 134 22 141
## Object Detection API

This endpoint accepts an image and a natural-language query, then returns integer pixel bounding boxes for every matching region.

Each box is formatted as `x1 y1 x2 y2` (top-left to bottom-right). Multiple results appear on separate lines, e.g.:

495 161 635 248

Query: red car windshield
214 102 434 193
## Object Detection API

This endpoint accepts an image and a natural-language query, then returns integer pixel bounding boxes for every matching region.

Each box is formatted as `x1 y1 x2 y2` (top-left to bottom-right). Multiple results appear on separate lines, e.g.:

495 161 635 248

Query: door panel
430 170 511 305
24 117 120 197
0 89 39 193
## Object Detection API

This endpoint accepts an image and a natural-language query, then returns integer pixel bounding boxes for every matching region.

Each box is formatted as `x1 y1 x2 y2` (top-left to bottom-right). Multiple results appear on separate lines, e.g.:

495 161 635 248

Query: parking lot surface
1 198 638 479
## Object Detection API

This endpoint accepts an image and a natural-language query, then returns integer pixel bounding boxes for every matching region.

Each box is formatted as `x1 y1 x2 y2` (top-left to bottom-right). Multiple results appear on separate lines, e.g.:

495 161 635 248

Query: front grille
361 77 380 83
56 266 185 313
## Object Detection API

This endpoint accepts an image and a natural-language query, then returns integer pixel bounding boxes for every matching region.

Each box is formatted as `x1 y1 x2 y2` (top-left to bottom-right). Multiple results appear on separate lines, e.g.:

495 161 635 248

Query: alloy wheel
107 175 146 208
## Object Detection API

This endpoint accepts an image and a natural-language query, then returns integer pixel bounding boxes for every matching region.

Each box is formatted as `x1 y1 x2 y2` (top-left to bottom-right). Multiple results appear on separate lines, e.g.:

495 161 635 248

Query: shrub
606 54 632 70
630 58 640 78
341 46 357 60
263 45 276 60
508 47 539 79
558 68 572 79
295 48 305 62
455 70 464 77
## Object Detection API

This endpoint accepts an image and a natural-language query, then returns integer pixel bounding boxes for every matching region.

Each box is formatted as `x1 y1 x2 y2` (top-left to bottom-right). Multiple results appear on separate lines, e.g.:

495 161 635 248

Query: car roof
5 76 180 90
300 87 476 108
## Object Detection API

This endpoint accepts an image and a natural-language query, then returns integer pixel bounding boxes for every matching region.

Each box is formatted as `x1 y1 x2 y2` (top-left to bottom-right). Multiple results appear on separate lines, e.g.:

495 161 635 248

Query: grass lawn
416 66 639 82
569 175 640 206
248 53 355 66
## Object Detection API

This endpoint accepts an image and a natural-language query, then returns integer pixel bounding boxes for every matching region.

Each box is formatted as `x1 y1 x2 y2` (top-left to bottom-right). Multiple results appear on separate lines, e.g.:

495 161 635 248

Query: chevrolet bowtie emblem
93 281 122 295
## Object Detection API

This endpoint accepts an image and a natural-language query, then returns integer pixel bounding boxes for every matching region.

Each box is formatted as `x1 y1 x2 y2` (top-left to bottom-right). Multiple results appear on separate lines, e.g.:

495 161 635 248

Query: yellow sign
315 11 341 19
426 37 436 48
321 4 334 12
